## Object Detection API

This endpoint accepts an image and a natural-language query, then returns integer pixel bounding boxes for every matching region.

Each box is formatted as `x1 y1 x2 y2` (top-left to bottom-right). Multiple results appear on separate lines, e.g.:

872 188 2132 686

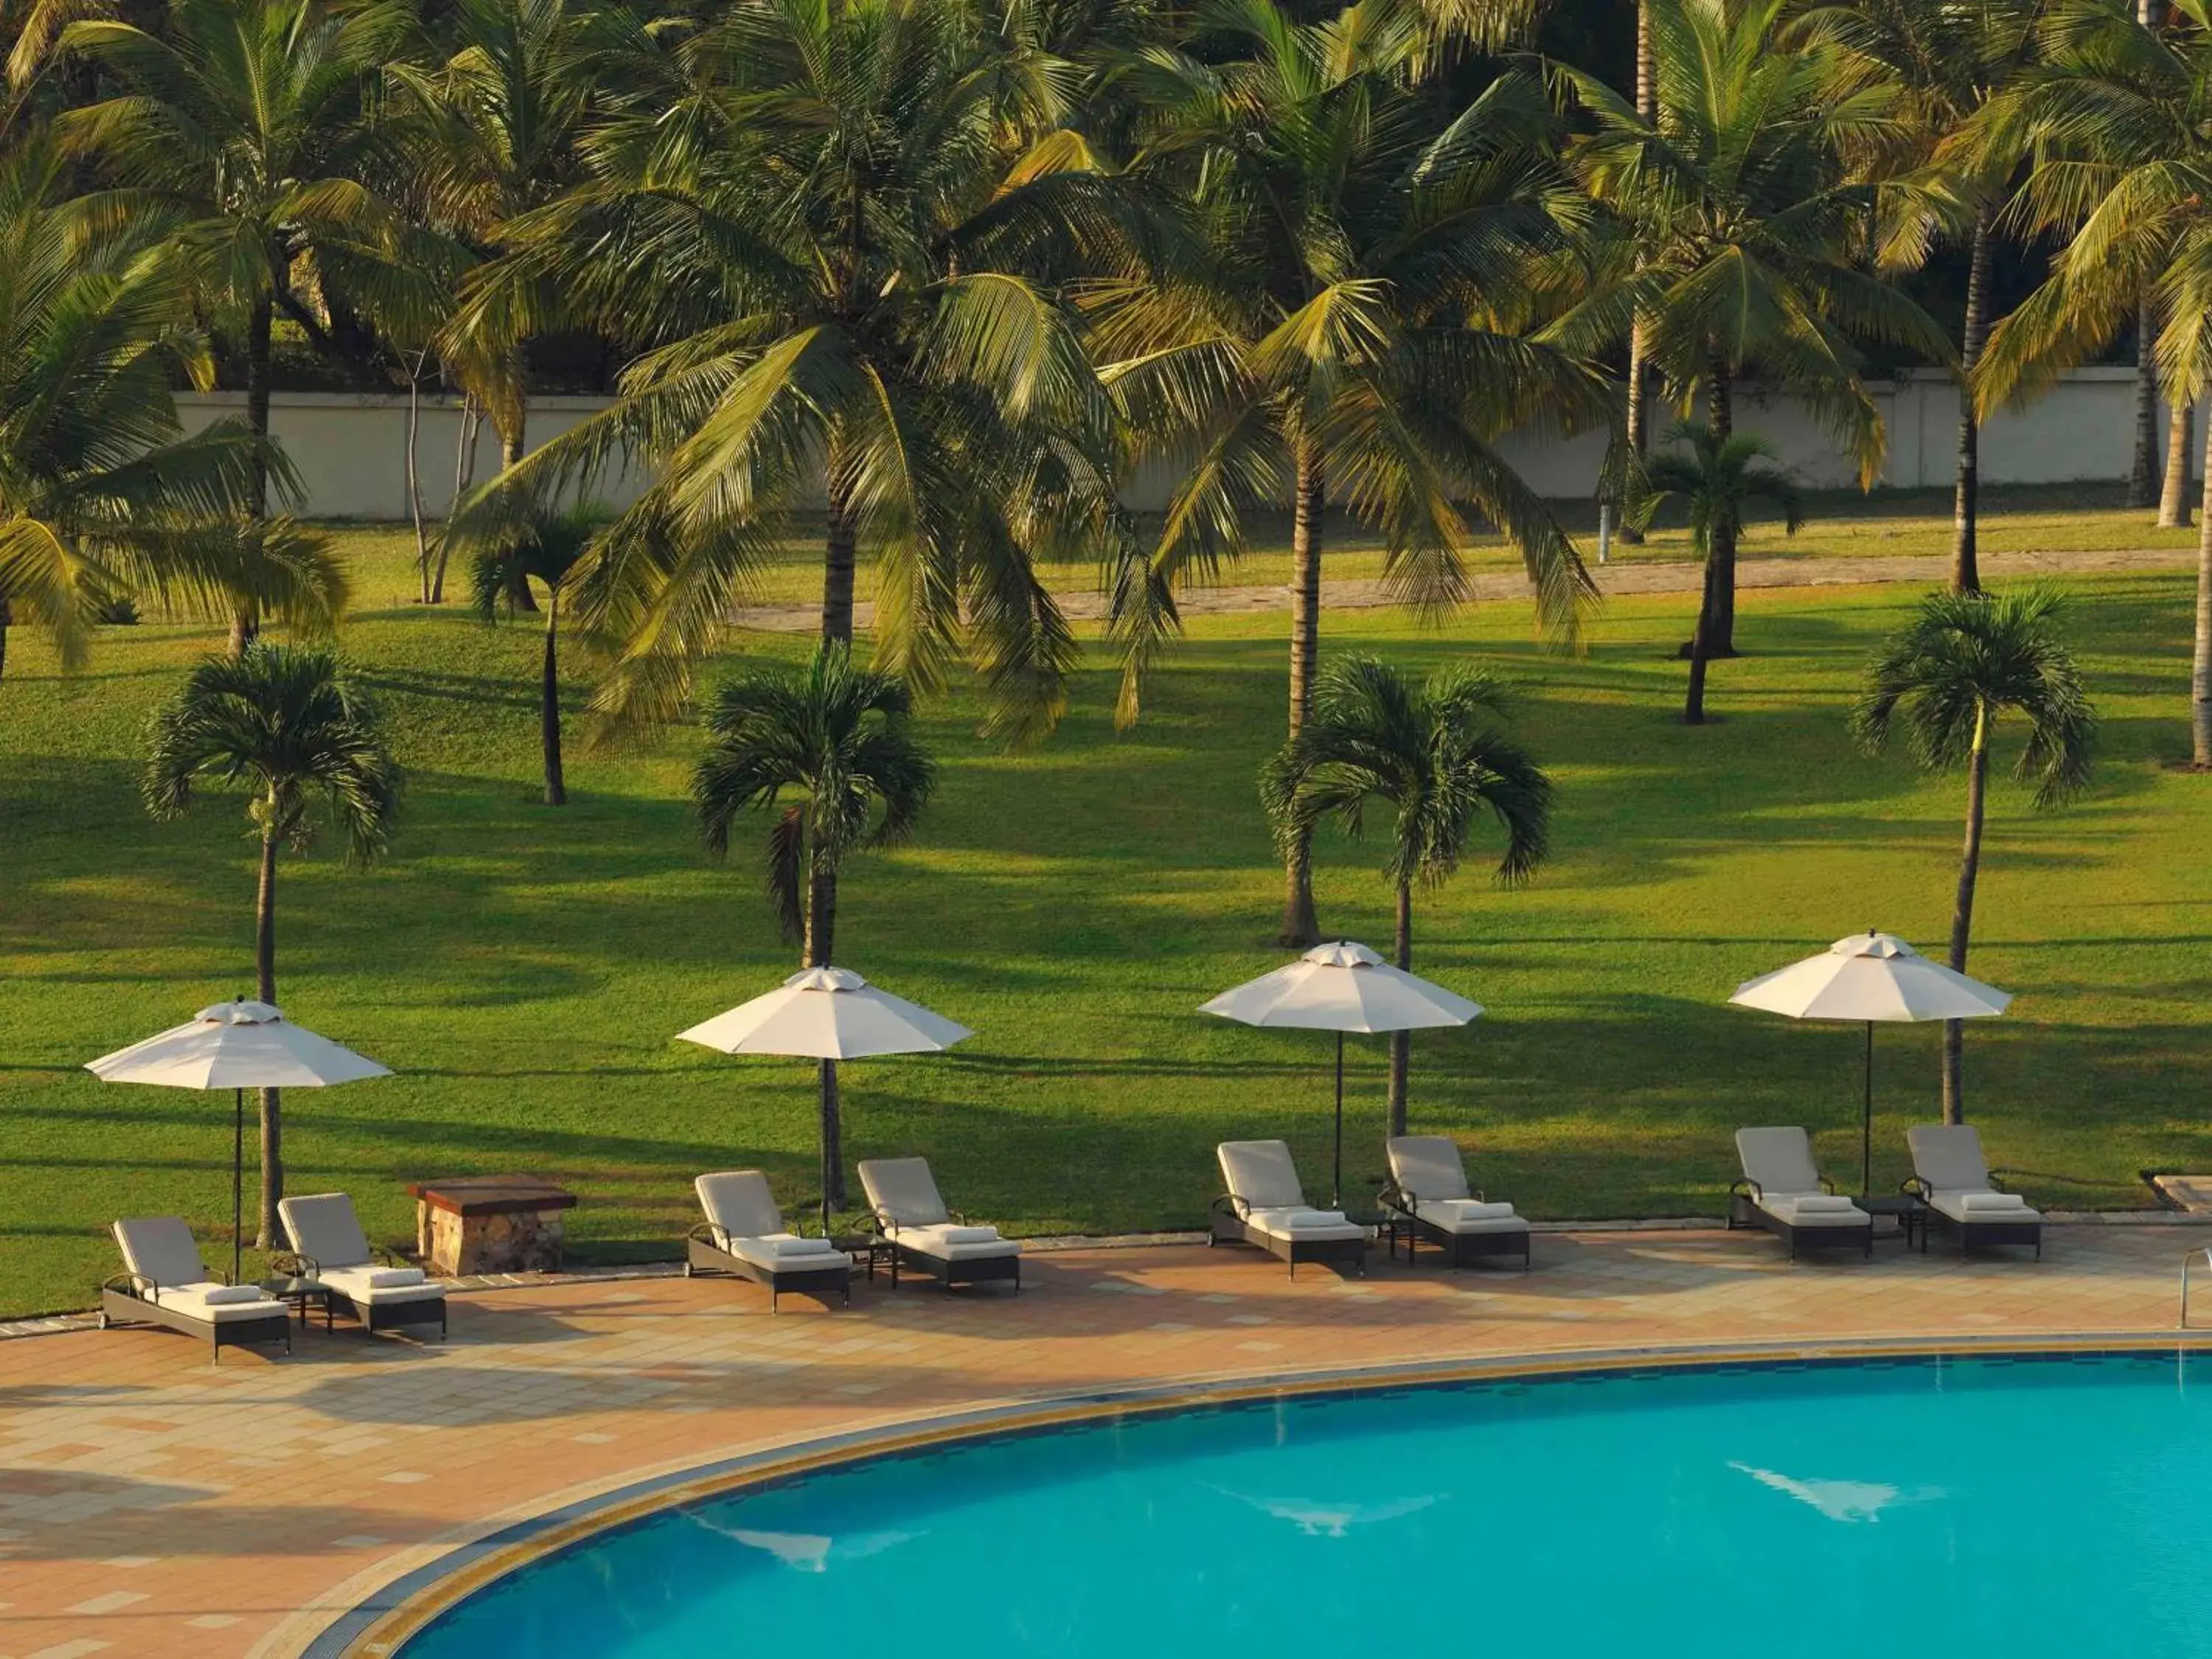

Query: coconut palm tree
1631 424 1808 721
1262 654 1552 1133
470 505 599 806
0 137 339 688
143 643 403 1245
1974 0 2212 765
692 643 936 1207
1786 0 2045 595
1851 587 2094 1121
1098 4 1611 946
1554 0 1950 714
462 0 1135 744
59 0 410 649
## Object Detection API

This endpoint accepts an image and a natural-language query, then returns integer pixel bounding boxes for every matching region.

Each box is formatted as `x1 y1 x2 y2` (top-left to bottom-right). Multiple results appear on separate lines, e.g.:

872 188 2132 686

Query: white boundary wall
178 366 2197 521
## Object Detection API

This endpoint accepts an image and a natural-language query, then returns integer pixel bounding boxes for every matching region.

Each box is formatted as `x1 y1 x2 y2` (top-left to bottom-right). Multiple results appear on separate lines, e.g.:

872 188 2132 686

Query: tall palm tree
1851 587 2094 1121
60 0 409 649
1262 654 1552 1133
1555 0 1950 715
0 138 338 687
462 0 1134 743
470 505 598 806
143 643 403 1245
1787 0 2045 596
1975 0 2212 765
1631 424 1808 721
1099 4 1610 947
692 644 936 1208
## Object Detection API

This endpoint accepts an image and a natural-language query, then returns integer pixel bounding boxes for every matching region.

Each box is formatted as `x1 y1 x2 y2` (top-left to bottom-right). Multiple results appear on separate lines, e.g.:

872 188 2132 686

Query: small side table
405 1176 578 1276
1340 1209 1393 1258
832 1234 897 1282
1857 1194 1923 1248
258 1276 330 1328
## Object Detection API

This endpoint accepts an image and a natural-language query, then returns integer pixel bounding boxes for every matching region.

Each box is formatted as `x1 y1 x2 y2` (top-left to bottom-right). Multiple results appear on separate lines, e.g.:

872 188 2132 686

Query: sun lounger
277 1192 448 1338
1380 1135 1531 1270
100 1217 291 1360
856 1158 1021 1292
1906 1124 2043 1257
1211 1140 1368 1278
686 1171 852 1310
1728 1127 1873 1260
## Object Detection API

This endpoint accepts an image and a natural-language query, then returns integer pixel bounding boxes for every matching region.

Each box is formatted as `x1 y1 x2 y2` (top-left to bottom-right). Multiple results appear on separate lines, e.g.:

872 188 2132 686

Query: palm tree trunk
406 358 430 603
1619 1 1656 549
540 594 566 807
803 860 843 1207
0 592 10 686
2133 297 2163 511
823 459 858 647
1951 209 1992 595
431 397 480 606
232 292 274 658
2162 400 2194 529
254 828 284 1248
498 407 538 613
1280 438 1324 947
1684 358 1732 723
1941 702 1989 1124
2194 409 2212 768
1388 880 1412 1137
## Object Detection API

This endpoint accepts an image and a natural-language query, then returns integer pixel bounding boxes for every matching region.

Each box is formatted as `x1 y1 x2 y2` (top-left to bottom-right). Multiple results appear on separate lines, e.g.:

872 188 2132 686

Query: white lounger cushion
1907 1124 1994 1193
320 1264 445 1304
1762 1192 1871 1228
114 1217 215 1288
279 1193 377 1270
1415 1198 1526 1234
734 1235 848 1272
1218 1141 1310 1210
858 1158 953 1228
696 1171 789 1248
1385 1136 1473 1203
899 1222 1020 1262
1736 1127 1828 1197
1930 1189 2041 1222
164 1285 285 1321
1246 1206 1366 1242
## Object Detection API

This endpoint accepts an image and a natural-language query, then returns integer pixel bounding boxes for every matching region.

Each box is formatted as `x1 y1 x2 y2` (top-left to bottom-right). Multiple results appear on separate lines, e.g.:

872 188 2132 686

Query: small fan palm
470 506 599 805
0 137 336 688
1262 655 1553 1133
143 643 403 1245
692 643 936 1206
1632 425 1807 723
1851 587 2095 1122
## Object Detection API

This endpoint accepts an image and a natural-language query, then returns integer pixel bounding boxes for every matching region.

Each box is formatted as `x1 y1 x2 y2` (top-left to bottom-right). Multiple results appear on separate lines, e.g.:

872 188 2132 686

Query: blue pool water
403 1354 2211 1656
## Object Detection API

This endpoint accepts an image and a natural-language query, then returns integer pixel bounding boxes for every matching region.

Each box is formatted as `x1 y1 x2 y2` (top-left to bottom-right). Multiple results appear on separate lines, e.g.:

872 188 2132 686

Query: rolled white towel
1958 1191 2031 1213
359 1265 428 1288
1783 1193 1858 1214
199 1282 270 1306
930 1225 1002 1245
753 1233 842 1258
1281 1208 1351 1231
1427 1199 1517 1222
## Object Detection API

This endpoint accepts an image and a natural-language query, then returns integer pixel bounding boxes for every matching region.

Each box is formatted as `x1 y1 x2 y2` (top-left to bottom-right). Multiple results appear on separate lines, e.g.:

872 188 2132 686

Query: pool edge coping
309 1326 2212 1658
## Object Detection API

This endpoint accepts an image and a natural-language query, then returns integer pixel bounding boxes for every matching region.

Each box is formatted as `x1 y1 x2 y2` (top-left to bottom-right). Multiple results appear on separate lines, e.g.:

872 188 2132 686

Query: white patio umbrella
677 966 973 1234
86 998 392 1281
1729 931 2011 1196
1200 940 1484 1207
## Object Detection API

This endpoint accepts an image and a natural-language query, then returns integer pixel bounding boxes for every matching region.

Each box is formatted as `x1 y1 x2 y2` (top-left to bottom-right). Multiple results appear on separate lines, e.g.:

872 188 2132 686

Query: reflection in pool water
403 1353 2209 1657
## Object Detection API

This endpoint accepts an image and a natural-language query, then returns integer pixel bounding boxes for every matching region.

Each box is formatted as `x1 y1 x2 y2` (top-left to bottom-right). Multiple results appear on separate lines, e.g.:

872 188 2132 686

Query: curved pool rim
319 1329 2212 1658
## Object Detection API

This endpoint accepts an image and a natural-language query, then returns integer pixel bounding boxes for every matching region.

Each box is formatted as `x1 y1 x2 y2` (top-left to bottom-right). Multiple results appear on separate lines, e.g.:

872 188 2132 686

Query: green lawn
3 518 2210 1318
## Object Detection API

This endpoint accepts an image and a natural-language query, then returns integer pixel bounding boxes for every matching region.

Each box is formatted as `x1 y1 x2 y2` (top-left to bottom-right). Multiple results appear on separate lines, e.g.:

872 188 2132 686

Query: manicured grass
4 529 2210 1318
342 482 2203 613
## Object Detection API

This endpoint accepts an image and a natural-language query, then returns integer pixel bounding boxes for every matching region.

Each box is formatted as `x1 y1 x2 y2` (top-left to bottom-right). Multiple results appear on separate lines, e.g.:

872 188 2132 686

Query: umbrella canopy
1199 939 1484 1033
86 999 392 1281
1728 932 2011 1197
678 967 971 1234
677 967 973 1059
1201 941 1484 1206
87 999 394 1090
1730 933 2013 1024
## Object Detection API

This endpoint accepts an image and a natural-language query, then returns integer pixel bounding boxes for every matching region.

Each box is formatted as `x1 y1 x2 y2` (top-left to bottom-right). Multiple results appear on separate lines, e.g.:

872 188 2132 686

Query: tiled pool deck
4 1221 2206 1658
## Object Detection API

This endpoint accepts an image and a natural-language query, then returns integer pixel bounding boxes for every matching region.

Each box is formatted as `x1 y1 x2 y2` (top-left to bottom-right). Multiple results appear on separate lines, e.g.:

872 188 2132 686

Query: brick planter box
406 1176 579 1277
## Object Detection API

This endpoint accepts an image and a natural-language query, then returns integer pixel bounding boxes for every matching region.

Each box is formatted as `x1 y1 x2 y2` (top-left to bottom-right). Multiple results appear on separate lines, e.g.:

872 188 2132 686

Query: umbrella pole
232 1086 244 1284
818 1058 835 1239
1332 1032 1345 1209
1862 1021 1874 1199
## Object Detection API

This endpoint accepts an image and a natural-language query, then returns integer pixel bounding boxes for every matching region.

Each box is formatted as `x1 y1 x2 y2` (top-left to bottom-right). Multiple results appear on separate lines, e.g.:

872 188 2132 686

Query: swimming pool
399 1352 2210 1656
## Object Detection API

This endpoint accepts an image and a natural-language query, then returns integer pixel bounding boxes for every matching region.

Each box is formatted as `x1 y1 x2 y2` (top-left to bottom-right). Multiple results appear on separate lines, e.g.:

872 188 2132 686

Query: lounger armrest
102 1270 157 1300
686 1221 720 1246
1730 1177 1762 1201
1377 1179 1411 1215
1902 1177 1932 1202
274 1251 321 1279
369 1242 413 1268
1988 1169 2015 1193
1819 1175 1837 1194
1211 1193 1253 1222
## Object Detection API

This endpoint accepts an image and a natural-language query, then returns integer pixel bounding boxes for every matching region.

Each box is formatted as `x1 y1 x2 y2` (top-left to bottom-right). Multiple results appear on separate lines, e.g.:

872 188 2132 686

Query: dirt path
728 543 2196 633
